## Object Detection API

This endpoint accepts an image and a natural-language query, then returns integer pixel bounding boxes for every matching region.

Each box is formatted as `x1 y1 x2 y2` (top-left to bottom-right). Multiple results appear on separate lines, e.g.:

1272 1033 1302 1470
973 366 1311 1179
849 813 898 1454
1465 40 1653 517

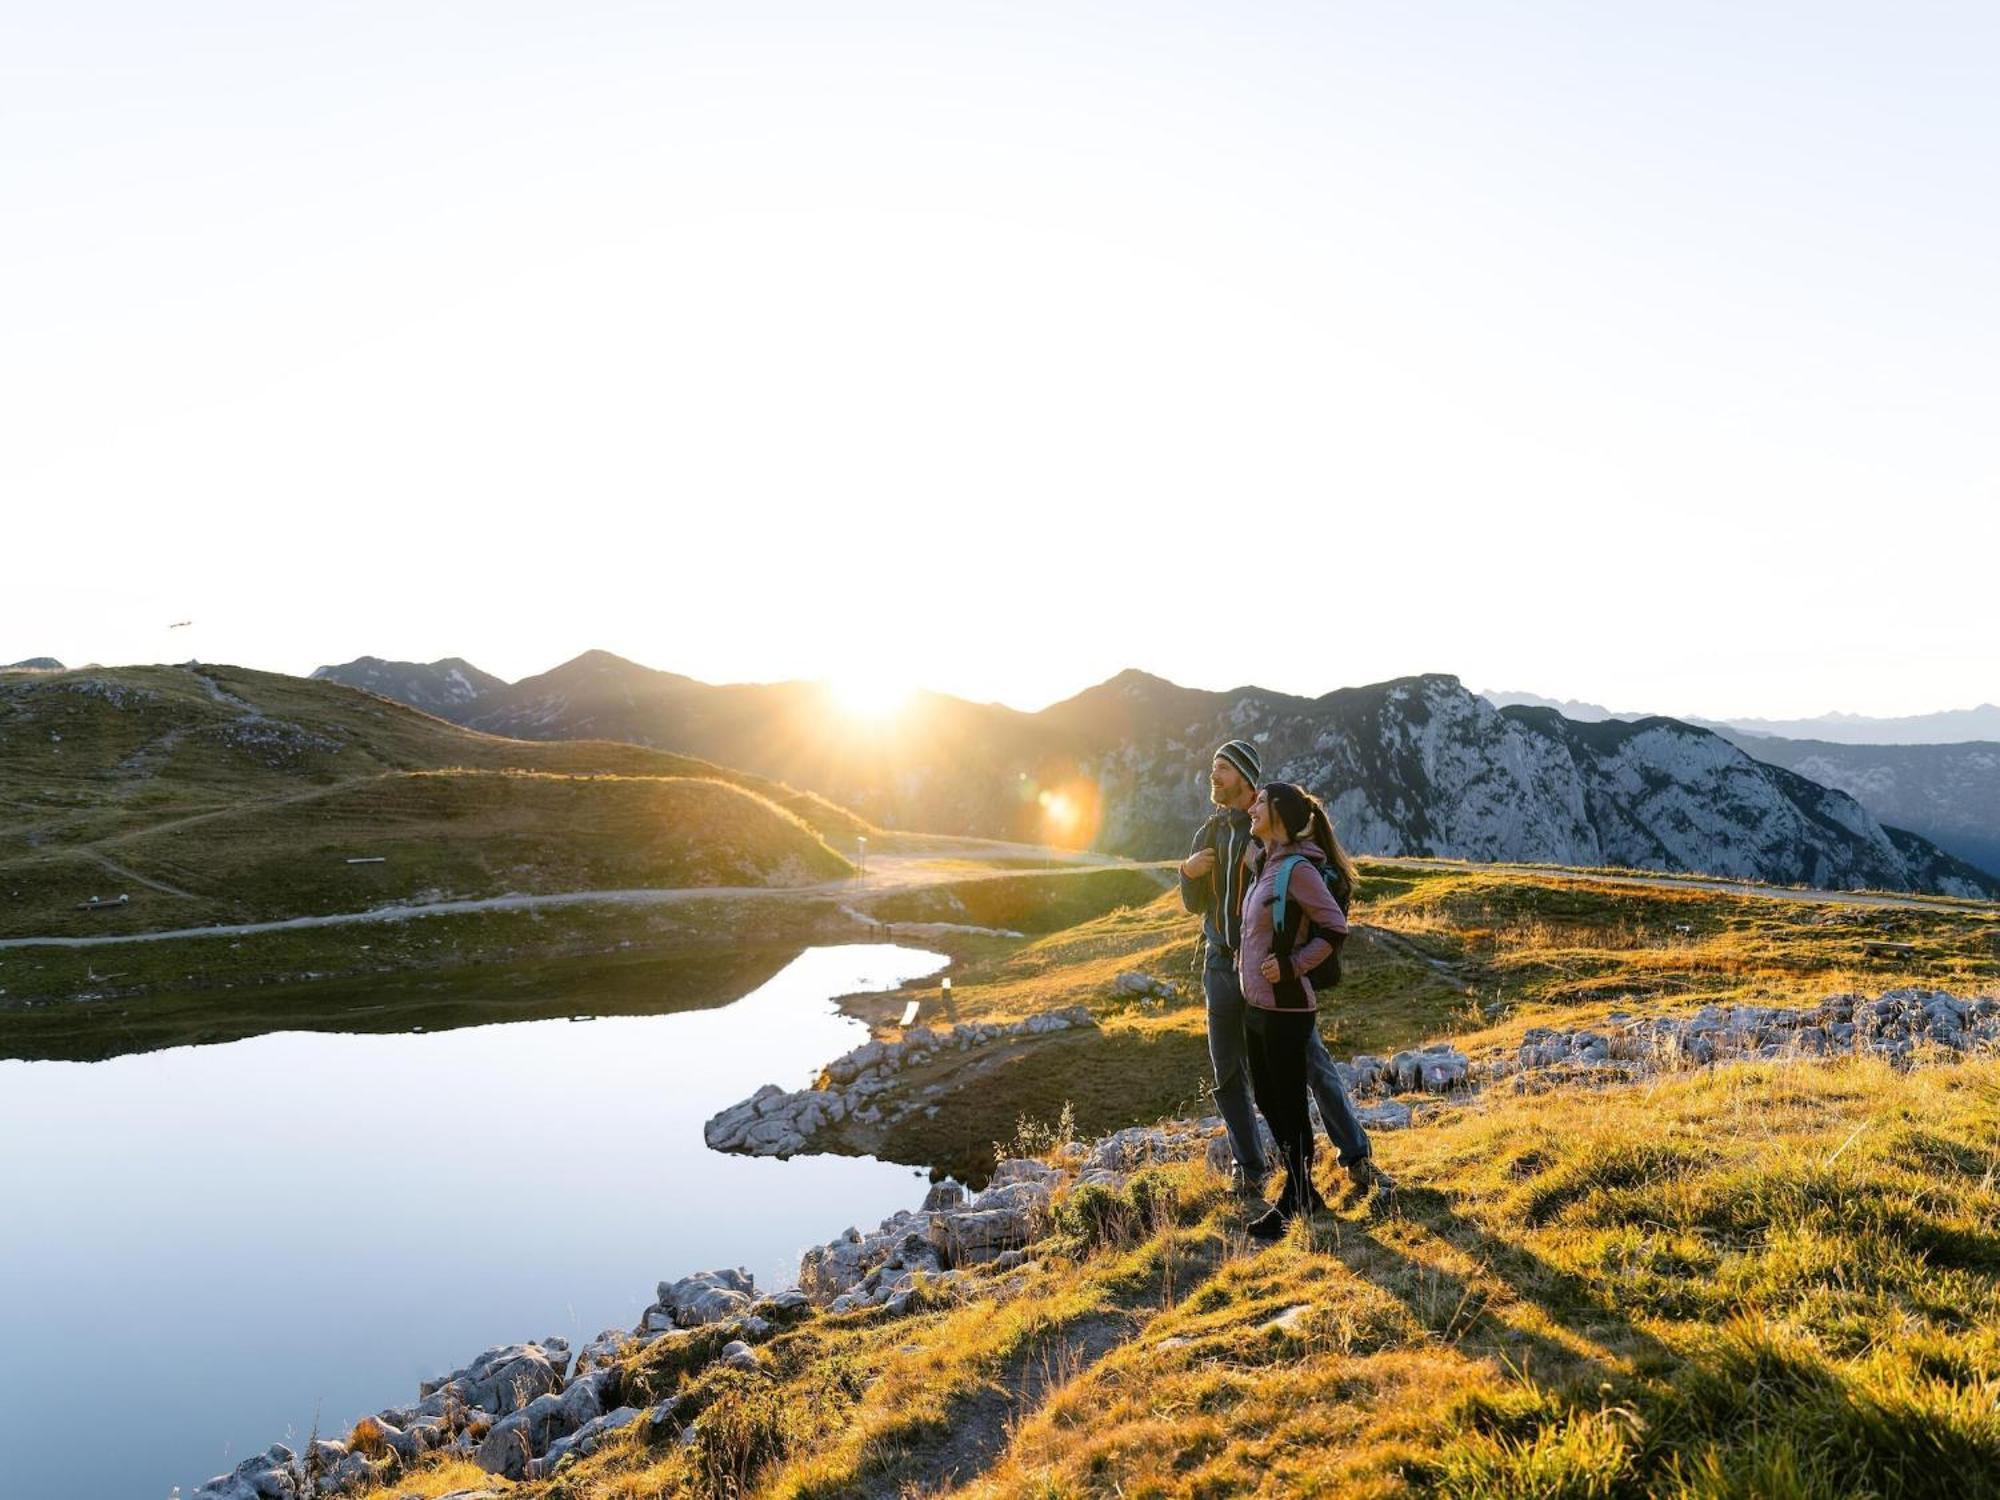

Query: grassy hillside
155 857 1990 1499
112 770 843 918
819 858 2000 1183
356 1052 2000 1500
0 663 862 937
861 867 1171 934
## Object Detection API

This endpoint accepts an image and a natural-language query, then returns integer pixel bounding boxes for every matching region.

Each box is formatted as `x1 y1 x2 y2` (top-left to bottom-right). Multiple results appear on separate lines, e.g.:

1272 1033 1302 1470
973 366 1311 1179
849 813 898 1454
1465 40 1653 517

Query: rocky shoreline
194 985 1996 1499
190 1118 1231 1500
701 984 1474 1163
701 1006 1103 1158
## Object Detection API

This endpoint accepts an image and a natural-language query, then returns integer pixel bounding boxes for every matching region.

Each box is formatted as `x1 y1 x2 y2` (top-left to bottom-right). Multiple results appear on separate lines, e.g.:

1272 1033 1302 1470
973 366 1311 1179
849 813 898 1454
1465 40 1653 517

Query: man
1178 739 1392 1202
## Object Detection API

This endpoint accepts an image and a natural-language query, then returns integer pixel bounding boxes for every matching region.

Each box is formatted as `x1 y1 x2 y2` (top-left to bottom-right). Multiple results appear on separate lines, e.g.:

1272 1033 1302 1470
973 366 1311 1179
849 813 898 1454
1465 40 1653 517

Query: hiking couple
1178 738 1392 1241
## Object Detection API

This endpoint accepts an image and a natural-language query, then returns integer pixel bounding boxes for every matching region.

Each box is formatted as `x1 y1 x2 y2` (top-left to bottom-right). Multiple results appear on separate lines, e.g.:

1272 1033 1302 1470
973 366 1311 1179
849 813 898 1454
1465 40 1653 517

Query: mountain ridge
314 652 1997 899
1481 686 2000 747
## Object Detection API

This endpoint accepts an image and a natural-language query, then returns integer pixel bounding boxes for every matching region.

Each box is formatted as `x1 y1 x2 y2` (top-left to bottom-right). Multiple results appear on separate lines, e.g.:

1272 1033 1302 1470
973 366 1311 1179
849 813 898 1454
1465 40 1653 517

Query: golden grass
832 861 1996 1184
356 1054 2000 1499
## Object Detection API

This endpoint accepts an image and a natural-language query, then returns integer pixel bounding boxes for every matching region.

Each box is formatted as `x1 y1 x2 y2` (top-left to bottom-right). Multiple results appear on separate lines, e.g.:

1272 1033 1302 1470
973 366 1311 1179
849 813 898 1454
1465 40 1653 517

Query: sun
826 673 914 721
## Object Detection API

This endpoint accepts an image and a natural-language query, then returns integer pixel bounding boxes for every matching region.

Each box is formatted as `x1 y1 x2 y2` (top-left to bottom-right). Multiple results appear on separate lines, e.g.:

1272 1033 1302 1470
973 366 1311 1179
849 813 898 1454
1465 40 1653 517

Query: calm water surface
0 943 945 1500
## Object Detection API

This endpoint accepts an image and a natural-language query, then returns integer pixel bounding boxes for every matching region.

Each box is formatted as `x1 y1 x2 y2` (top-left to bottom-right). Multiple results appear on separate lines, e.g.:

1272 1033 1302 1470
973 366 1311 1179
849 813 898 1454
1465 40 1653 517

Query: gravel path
0 856 1164 950
6 851 1985 953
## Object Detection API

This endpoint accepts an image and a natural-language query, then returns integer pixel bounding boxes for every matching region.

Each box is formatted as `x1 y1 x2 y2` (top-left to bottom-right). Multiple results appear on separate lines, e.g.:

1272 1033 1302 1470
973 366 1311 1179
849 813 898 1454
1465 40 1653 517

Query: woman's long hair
1263 781 1360 902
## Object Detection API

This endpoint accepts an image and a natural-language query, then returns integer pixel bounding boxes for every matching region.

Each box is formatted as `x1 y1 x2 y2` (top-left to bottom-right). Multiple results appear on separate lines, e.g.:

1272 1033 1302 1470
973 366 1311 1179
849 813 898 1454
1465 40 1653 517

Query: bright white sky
4 2 1994 717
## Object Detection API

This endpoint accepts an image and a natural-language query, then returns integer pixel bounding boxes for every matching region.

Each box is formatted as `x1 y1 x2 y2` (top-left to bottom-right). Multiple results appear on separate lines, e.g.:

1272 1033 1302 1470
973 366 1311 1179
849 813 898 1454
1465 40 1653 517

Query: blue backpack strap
1271 854 1307 937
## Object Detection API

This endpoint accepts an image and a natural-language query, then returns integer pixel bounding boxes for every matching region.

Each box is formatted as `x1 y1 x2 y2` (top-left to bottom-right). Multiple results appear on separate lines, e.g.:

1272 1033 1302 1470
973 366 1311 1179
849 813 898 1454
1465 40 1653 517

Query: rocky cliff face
1716 732 2000 881
1074 673 1995 897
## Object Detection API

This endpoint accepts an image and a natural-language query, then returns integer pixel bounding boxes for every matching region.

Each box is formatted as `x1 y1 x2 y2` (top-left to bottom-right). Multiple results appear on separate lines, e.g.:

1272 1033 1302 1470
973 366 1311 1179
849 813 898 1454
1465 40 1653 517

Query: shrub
1052 1168 1180 1254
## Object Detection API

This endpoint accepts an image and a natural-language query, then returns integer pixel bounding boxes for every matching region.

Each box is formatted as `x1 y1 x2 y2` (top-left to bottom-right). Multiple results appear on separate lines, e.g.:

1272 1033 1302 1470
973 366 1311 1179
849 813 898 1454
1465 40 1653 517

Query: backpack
1266 853 1350 1008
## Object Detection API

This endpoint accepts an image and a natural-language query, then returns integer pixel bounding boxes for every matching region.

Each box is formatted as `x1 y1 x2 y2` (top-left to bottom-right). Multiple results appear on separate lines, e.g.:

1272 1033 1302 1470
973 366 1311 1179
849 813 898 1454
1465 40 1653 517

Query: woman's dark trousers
1244 1006 1317 1215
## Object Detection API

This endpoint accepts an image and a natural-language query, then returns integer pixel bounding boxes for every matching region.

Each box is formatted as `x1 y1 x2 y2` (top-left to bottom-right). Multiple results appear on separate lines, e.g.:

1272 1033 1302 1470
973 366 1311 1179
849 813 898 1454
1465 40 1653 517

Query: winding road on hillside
1 851 1989 952
0 851 1163 950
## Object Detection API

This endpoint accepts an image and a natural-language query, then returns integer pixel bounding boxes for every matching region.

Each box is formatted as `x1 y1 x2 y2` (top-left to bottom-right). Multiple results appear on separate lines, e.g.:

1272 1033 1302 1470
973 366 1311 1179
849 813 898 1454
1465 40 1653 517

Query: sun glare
827 674 913 721
1034 778 1102 849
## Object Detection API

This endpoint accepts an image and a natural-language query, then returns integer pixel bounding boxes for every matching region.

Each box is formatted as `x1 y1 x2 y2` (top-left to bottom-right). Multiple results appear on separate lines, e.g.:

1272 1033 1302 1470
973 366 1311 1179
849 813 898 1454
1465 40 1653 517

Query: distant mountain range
1479 690 1632 723
1706 734 2000 885
314 653 1999 897
1482 688 2000 746
308 655 505 716
3 657 65 672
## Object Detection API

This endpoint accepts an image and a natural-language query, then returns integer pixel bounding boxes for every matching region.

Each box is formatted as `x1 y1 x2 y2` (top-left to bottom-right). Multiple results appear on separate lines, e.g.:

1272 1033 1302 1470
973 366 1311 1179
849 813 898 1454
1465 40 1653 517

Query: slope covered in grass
354 1053 2000 1499
112 771 847 919
0 663 865 936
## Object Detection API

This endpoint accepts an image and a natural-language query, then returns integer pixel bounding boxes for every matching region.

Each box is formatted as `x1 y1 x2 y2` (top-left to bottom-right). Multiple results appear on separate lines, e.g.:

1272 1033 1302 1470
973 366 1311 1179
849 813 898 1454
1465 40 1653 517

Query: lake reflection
0 943 945 1500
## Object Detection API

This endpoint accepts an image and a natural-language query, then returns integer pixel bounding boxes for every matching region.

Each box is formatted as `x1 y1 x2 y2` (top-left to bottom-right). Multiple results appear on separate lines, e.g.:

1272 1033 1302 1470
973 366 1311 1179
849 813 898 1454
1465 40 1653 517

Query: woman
1236 781 1358 1240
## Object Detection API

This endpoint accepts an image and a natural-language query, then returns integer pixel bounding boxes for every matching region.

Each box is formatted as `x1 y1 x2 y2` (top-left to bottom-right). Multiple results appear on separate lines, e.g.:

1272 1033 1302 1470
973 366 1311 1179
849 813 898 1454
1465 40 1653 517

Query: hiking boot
1229 1163 1272 1200
1345 1158 1395 1203
1273 1172 1327 1218
1246 1205 1293 1241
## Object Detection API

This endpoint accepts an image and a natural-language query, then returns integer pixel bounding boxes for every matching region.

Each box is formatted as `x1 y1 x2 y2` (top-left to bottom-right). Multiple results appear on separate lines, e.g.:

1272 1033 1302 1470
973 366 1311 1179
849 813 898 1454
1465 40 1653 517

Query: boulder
193 1443 301 1500
1418 1050 1471 1091
652 1269 756 1329
1384 1050 1420 1092
533 1403 657 1477
1357 1099 1413 1130
928 1206 1037 1266
750 1287 813 1322
473 1372 608 1478
1115 972 1174 1002
421 1342 565 1416
573 1327 630 1374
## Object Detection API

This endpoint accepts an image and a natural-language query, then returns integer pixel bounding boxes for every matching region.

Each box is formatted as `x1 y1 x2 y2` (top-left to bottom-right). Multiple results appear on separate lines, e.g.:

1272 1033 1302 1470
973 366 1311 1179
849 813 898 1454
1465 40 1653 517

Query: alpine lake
0 940 949 1500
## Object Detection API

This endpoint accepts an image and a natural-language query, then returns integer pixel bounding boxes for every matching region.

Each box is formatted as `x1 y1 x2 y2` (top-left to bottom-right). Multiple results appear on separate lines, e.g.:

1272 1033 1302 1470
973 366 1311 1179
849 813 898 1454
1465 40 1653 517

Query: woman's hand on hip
1260 955 1282 983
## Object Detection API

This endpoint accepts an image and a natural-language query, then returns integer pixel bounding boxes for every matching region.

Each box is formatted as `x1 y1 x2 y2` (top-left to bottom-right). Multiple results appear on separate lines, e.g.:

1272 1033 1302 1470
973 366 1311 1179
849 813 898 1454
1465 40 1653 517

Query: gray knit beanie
1214 738 1261 785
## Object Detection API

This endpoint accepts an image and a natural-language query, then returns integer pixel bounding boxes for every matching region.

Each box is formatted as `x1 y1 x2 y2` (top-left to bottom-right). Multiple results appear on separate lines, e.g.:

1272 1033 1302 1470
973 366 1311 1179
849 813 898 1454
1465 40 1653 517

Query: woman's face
1248 788 1274 842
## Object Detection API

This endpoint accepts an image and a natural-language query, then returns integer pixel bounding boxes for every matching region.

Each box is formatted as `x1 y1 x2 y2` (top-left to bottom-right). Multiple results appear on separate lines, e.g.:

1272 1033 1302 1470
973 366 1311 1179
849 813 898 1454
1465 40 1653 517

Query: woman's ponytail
1263 781 1361 903
1302 790 1359 905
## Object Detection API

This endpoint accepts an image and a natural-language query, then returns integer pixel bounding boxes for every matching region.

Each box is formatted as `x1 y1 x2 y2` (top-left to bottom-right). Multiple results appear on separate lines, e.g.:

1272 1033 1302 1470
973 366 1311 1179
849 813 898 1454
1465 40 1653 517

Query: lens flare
1034 777 1101 848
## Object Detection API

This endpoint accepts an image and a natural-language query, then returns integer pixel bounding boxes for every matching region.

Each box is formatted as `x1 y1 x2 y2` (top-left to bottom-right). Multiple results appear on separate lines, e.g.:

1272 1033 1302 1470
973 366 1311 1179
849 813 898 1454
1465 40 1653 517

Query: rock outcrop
704 1008 1098 1157
1497 988 2000 1088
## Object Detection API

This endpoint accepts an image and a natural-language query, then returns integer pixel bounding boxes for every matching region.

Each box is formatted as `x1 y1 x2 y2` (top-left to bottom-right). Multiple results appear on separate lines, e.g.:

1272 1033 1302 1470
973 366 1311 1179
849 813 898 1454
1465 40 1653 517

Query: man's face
1209 757 1248 806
